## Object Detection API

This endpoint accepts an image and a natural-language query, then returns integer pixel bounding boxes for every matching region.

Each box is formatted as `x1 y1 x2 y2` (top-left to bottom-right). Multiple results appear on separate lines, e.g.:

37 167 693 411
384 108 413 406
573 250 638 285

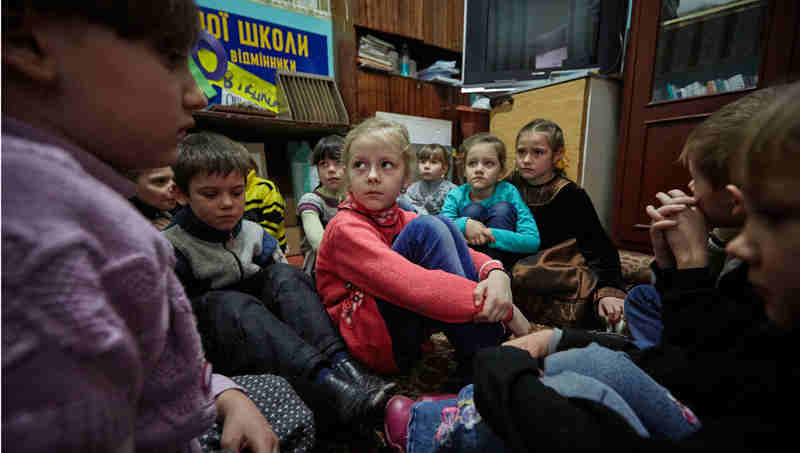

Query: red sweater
315 197 503 373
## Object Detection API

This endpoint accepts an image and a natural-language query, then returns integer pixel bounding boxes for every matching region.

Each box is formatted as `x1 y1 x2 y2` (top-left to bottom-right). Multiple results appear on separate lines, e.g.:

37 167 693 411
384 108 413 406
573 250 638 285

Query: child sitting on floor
244 156 288 252
625 88 778 349
298 135 346 278
509 119 627 330
2 1 307 451
165 131 394 427
126 166 178 230
440 133 541 269
400 143 458 215
315 118 531 386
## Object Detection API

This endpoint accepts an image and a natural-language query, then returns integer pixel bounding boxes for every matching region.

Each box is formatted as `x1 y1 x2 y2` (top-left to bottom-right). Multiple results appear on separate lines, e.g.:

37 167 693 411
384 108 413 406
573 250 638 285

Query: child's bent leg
262 263 348 359
484 201 517 231
624 285 664 349
406 384 510 453
392 215 477 281
191 290 328 379
543 343 701 440
459 202 489 223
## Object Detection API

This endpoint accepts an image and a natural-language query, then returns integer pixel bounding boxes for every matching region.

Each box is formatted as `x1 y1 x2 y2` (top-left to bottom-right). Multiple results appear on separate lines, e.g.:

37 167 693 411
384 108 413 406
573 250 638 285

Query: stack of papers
358 35 396 72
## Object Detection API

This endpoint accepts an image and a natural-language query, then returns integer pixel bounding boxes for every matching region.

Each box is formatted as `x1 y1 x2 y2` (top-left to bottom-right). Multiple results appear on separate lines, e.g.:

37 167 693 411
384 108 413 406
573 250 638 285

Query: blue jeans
406 343 701 452
376 215 505 382
624 284 663 349
460 201 517 231
544 343 701 440
460 202 522 268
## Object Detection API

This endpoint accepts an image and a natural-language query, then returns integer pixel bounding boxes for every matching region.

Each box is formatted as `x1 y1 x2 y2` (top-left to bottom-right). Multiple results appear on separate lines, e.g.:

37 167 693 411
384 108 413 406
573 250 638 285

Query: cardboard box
285 225 302 256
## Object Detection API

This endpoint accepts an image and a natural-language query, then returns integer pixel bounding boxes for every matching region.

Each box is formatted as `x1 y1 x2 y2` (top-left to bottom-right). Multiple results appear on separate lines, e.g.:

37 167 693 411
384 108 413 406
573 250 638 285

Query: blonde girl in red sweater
315 117 529 384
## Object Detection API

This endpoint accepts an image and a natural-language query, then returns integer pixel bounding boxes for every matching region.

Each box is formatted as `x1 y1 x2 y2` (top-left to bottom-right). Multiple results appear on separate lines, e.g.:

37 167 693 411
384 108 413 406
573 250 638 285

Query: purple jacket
1 117 237 453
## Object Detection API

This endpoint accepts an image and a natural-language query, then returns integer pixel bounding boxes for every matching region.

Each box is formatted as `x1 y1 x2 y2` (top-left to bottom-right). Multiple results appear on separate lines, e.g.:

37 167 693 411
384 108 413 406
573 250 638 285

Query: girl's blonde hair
461 132 508 177
342 117 416 188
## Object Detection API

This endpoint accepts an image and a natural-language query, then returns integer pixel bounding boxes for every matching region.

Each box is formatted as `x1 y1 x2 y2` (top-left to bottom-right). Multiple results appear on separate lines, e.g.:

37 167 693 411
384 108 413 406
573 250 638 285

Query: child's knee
460 202 488 220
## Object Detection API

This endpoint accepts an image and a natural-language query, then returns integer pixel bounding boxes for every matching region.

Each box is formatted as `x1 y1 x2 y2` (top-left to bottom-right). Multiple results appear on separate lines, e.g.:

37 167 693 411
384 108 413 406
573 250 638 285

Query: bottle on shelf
401 43 410 77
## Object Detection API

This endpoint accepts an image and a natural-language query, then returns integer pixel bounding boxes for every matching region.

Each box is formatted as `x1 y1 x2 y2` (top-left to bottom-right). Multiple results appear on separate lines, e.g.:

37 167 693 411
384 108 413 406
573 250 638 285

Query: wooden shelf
661 0 761 28
192 110 348 142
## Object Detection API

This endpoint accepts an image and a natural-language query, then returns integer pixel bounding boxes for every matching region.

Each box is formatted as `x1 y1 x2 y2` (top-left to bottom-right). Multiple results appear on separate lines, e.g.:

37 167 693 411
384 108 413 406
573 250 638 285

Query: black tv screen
463 0 628 90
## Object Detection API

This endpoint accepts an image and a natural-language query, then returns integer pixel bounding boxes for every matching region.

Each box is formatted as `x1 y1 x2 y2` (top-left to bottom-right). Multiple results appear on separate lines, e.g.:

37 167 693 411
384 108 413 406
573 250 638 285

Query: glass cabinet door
651 0 766 102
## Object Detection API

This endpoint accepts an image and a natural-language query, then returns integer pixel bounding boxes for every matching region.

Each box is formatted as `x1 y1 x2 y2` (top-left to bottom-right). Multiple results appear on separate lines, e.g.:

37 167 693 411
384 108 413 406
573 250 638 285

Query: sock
331 351 349 365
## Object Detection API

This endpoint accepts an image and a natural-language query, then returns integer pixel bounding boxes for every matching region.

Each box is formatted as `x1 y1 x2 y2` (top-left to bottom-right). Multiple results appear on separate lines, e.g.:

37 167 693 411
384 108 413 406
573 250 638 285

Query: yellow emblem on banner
197 49 279 113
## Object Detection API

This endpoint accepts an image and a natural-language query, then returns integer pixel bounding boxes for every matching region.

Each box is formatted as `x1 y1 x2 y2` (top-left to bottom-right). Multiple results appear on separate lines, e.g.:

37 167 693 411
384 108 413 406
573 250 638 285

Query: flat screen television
462 0 629 91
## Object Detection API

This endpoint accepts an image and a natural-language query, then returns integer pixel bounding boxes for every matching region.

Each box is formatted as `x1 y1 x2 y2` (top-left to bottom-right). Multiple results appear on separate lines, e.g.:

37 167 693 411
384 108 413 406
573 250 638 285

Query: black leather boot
317 370 386 424
332 357 396 405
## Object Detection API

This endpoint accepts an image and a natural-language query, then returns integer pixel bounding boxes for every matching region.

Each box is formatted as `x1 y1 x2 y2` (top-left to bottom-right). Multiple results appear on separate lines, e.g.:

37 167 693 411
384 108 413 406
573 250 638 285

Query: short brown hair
418 144 451 173
679 87 780 189
3 1 199 58
174 132 251 194
461 133 507 175
736 83 800 192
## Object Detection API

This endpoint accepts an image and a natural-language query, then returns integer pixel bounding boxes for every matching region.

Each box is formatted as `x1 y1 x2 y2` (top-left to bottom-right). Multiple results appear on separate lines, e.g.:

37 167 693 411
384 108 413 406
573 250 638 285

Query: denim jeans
191 263 347 379
624 284 664 349
376 215 506 382
459 201 524 269
544 343 701 440
406 343 702 452
407 377 645 453
460 201 517 231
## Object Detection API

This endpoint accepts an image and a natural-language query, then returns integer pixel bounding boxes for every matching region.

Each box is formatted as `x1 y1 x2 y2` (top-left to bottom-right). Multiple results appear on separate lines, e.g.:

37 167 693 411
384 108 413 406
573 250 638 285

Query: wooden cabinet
355 70 468 122
350 0 463 52
612 0 800 252
352 0 424 41
332 0 479 143
423 0 464 52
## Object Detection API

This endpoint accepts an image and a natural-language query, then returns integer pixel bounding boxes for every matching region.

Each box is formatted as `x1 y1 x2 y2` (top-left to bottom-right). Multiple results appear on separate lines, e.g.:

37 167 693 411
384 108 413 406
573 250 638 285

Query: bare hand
474 270 513 323
655 190 709 269
597 296 624 325
647 203 682 268
217 389 280 453
505 305 531 337
465 219 495 246
503 329 554 358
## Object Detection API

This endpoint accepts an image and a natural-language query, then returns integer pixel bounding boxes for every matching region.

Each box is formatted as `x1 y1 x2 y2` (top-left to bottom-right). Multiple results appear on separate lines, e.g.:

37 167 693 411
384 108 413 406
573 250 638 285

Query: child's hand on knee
466 219 492 245
473 269 512 323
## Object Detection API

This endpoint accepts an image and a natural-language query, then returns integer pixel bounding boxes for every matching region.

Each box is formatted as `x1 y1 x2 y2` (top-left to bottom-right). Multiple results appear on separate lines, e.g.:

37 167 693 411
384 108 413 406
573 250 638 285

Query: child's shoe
332 357 396 406
317 371 389 424
384 395 414 453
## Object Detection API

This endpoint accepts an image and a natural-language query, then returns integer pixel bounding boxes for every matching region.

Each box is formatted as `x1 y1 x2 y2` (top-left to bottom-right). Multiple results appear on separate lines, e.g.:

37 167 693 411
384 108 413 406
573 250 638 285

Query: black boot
317 370 387 424
332 357 397 405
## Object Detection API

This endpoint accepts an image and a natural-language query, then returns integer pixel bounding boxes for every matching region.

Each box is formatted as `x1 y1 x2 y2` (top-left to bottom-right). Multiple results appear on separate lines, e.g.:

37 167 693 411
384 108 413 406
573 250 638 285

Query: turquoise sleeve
440 186 468 232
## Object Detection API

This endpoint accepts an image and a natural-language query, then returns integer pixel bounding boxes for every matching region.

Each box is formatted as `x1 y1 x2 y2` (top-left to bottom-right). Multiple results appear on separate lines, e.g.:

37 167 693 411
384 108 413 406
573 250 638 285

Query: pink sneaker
384 395 414 453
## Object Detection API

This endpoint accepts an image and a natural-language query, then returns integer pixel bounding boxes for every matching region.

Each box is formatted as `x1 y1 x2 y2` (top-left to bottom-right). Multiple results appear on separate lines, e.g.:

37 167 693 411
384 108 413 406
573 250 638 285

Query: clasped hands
646 189 709 270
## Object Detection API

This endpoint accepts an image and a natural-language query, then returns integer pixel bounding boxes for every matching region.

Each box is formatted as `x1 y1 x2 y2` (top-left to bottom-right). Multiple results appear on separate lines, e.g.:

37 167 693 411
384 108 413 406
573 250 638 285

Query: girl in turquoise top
440 133 540 268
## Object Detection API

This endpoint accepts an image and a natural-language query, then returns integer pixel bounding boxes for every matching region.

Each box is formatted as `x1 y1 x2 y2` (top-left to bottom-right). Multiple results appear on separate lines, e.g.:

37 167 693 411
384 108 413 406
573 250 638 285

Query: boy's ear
726 184 745 218
2 11 59 84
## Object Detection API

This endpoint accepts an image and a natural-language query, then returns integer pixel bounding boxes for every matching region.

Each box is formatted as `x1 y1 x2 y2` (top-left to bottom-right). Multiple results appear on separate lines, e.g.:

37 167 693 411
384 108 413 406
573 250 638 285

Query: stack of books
664 73 756 99
358 35 396 72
